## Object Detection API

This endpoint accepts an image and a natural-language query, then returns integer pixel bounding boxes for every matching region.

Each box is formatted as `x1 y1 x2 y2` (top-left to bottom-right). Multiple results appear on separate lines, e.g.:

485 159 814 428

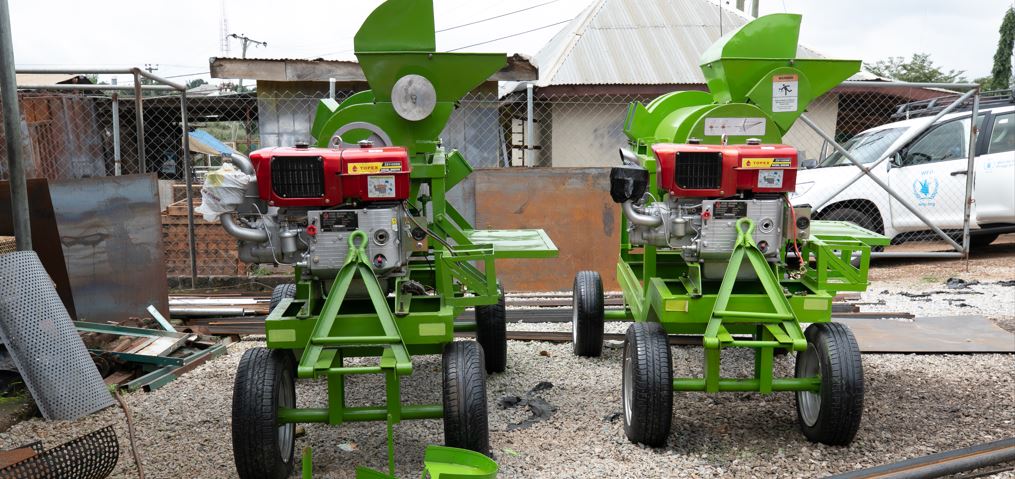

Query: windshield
817 127 905 167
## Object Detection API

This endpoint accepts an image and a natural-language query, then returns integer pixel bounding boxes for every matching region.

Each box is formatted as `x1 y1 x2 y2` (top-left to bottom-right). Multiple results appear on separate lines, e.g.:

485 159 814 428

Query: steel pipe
960 91 980 256
827 437 1015 479
221 213 268 242
0 0 31 250
813 88 978 211
840 81 980 89
800 115 963 251
111 92 121 175
227 152 255 176
14 84 173 91
181 91 198 287
622 201 663 226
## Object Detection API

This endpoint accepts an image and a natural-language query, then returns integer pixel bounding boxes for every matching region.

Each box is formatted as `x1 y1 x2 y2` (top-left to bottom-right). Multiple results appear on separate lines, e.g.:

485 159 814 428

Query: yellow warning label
348 162 382 174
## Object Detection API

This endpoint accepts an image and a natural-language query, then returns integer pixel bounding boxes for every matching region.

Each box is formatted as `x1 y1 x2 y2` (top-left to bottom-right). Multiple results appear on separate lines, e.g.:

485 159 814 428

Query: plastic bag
195 162 253 222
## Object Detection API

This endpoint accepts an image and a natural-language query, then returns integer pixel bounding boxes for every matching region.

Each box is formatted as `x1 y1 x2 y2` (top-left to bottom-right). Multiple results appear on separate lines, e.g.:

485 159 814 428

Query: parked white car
793 103 1015 247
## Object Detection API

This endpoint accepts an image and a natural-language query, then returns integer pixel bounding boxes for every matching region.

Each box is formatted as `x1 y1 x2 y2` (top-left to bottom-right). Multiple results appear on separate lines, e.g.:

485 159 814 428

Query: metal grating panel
675 151 723 190
0 251 113 420
270 155 325 198
0 425 119 479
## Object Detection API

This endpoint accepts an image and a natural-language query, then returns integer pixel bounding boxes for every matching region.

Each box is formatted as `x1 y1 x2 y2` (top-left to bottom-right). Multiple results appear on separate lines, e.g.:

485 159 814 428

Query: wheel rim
623 342 634 427
278 372 295 461
797 343 821 427
572 291 579 346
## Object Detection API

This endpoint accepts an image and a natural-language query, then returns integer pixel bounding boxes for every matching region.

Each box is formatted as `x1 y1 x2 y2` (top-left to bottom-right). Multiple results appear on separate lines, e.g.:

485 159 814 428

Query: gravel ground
0 261 1012 477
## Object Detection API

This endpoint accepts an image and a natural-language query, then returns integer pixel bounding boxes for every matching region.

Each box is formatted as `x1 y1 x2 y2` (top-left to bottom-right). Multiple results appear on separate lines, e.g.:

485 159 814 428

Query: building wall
549 101 630 167
544 93 841 167
781 94 840 162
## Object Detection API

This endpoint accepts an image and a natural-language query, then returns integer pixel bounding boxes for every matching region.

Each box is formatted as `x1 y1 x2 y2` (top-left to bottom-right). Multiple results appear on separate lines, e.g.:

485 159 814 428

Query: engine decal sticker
758 170 784 188
772 74 799 113
348 162 383 174
380 161 403 172
741 157 792 168
368 175 397 198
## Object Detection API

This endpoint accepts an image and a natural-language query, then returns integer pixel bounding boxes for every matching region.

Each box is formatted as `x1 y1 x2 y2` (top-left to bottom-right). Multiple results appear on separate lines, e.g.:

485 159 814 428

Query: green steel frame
255 1 556 477
611 14 888 395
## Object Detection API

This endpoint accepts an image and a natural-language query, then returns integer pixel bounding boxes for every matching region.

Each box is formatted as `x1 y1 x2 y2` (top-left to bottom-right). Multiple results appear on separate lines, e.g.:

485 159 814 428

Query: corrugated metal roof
532 0 867 87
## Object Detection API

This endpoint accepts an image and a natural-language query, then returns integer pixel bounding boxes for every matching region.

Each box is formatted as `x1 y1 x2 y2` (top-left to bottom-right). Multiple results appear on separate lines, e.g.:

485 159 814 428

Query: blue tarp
188 130 239 156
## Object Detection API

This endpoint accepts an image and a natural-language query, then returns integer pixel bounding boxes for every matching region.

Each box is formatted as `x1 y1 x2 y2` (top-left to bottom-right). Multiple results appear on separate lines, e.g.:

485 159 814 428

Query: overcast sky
8 0 1014 85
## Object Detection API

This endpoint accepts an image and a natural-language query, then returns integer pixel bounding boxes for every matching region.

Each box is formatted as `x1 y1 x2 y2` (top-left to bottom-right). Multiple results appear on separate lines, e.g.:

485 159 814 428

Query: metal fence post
180 91 198 288
132 69 146 173
960 89 980 257
111 91 122 176
526 82 534 167
0 0 32 250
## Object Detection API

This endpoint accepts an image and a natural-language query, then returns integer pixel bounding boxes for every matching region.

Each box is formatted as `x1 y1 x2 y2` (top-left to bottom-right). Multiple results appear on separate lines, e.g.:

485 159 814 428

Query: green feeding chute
626 13 861 145
312 0 506 157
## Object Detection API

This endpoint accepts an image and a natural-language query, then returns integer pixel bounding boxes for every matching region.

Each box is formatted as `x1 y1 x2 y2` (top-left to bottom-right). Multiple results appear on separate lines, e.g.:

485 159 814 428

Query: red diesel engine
651 143 799 197
249 143 411 207
610 141 810 275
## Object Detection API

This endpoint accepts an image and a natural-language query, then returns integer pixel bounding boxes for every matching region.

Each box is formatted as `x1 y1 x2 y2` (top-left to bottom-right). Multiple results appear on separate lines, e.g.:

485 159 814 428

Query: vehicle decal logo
912 176 939 205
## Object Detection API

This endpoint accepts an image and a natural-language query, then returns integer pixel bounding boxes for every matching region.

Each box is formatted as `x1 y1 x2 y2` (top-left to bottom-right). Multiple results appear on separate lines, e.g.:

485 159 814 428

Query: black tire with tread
232 347 296 479
969 233 1000 250
572 271 605 357
442 341 490 454
822 207 880 234
622 322 673 447
795 322 864 446
269 283 297 313
475 287 507 374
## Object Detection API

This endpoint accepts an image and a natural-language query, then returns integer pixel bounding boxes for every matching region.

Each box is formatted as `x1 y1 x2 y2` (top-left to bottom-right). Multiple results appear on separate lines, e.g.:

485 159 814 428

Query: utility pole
228 33 266 89
0 0 32 250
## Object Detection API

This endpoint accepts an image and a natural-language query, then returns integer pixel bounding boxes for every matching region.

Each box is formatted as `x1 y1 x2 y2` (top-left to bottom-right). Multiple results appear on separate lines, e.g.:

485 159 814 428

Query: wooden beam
209 53 537 82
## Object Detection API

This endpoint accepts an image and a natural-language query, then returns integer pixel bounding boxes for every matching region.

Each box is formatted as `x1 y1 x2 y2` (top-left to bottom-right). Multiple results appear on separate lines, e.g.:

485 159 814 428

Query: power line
436 0 560 33
310 1 563 59
447 20 570 52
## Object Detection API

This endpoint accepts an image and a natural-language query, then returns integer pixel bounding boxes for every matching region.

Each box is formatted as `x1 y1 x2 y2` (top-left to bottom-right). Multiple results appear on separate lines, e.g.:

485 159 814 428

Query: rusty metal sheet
474 167 620 292
836 316 1015 353
0 179 77 318
47 174 170 322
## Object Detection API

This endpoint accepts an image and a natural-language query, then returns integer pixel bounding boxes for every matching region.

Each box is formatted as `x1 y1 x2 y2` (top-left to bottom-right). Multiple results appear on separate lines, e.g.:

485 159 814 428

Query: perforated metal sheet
0 425 119 479
0 251 113 420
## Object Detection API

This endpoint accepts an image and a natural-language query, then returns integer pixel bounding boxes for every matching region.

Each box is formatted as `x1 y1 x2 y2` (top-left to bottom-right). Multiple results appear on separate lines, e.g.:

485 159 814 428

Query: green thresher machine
570 14 888 447
206 1 557 477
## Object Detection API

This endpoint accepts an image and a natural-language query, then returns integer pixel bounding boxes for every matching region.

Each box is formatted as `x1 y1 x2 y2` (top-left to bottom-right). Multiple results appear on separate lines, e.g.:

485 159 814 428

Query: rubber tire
622 322 673 447
475 287 507 374
572 271 605 357
822 207 880 234
795 322 864 446
969 233 1000 250
232 348 297 479
442 341 490 455
269 283 297 313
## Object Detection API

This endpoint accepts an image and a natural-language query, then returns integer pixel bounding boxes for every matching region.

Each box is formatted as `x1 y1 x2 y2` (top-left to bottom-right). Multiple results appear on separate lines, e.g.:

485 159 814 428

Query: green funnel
700 13 860 133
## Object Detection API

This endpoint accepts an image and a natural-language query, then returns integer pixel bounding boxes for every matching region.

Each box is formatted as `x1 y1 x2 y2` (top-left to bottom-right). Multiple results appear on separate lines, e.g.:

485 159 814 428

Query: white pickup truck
793 103 1015 248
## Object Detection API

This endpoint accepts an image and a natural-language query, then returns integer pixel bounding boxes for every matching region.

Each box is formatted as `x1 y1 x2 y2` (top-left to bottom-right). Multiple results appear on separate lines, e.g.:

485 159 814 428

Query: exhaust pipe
221 213 268 242
623 201 662 227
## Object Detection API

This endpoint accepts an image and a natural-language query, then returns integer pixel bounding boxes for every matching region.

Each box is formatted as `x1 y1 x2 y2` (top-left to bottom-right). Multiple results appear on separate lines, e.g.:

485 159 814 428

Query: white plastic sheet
195 163 254 222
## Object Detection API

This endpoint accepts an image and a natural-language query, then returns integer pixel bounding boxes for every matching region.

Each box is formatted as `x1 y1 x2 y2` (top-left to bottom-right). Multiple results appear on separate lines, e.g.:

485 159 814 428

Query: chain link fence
3 80 1002 285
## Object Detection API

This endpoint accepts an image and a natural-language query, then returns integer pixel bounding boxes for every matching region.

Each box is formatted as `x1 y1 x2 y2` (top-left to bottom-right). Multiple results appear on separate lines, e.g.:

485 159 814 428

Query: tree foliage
864 53 966 83
987 7 1014 90
186 78 208 89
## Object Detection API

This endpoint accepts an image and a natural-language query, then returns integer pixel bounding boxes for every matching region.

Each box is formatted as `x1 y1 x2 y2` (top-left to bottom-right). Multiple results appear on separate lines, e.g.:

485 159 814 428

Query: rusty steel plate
48 174 170 322
835 316 1015 353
